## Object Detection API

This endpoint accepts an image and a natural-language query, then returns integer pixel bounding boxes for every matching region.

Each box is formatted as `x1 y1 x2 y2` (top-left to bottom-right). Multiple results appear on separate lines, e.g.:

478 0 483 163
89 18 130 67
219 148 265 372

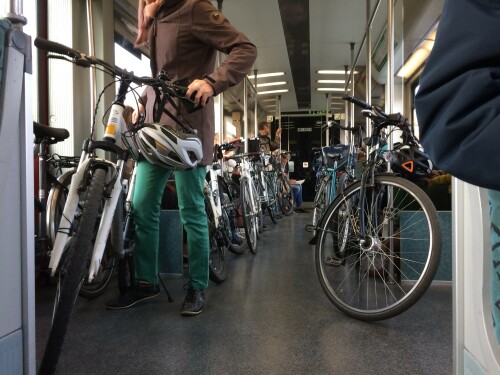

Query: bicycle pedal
304 224 316 233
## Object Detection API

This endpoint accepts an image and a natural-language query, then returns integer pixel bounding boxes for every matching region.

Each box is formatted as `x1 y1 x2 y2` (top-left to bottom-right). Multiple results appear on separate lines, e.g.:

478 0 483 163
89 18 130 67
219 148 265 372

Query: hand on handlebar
186 79 214 107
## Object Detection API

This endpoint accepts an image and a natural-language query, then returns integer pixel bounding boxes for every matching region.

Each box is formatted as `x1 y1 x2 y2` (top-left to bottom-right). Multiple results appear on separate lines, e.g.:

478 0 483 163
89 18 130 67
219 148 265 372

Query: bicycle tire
39 167 107 374
312 173 331 234
315 174 441 321
278 177 294 216
240 176 258 254
225 180 248 255
204 181 228 284
208 235 228 284
265 174 278 224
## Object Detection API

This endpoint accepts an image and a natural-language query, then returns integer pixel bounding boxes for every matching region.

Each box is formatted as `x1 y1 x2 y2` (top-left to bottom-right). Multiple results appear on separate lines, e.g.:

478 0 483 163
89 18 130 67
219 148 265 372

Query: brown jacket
141 0 257 165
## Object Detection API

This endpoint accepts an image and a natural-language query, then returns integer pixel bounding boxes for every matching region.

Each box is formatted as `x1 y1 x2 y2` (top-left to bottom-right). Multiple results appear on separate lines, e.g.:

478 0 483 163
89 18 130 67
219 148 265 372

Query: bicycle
228 145 261 254
204 139 247 283
34 37 200 374
314 94 441 321
253 146 279 224
33 122 115 298
275 160 294 217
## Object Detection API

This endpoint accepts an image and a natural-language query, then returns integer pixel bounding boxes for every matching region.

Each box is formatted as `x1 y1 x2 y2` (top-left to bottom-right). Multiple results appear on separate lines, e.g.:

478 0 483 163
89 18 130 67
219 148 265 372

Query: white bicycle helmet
137 123 203 170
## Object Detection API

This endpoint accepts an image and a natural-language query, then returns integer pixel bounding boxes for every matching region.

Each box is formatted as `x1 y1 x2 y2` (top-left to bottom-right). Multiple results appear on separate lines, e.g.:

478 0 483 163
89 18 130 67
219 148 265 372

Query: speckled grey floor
35 205 452 375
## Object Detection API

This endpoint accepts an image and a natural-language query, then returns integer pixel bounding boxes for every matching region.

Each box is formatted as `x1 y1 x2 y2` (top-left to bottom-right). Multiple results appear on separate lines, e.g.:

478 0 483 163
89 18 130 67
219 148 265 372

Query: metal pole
366 0 372 137
344 0 382 92
86 0 97 137
325 93 329 146
254 68 258 138
344 65 349 144
387 0 395 278
350 42 355 145
2 0 27 25
243 78 248 152
387 0 394 116
217 0 224 142
276 94 282 150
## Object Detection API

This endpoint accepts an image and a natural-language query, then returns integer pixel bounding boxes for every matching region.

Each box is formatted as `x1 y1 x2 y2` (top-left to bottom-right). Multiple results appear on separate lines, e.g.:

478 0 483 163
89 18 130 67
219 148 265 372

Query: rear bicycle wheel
240 177 258 254
315 174 441 321
39 167 107 374
277 177 294 216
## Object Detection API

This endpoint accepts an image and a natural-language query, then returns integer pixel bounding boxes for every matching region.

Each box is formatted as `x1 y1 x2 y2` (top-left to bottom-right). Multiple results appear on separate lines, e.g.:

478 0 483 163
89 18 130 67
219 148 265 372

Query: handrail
343 0 382 92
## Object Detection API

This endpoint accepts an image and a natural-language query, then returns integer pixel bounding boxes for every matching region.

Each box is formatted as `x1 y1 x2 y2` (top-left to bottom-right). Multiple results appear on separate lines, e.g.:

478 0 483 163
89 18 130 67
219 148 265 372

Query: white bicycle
35 37 200 374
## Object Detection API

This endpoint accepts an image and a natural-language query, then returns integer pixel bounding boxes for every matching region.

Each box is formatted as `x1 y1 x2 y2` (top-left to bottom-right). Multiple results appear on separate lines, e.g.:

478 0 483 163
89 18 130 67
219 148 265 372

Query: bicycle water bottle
104 104 126 145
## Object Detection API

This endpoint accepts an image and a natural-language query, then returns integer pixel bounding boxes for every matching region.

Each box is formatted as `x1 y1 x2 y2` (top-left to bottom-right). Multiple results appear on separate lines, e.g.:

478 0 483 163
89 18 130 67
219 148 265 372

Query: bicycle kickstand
157 273 174 302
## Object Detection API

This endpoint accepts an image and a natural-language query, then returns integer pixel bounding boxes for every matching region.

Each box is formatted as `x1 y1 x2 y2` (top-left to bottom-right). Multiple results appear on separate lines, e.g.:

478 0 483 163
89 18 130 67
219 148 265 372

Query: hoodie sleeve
190 1 258 95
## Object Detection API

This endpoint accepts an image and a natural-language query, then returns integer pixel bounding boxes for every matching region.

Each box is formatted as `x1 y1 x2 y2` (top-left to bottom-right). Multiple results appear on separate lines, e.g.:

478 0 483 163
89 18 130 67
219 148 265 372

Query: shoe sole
106 292 160 310
180 309 203 316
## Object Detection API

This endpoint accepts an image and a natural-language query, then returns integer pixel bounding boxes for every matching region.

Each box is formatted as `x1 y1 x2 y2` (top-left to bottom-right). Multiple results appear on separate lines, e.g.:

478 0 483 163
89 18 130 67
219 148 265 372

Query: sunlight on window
114 43 150 108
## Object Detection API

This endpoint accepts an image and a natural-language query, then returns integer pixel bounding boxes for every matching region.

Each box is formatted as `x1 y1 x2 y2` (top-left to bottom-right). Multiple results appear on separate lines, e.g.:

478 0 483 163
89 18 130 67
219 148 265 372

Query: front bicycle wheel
312 174 331 234
315 174 441 321
240 176 258 254
46 169 115 298
265 174 278 224
39 167 107 374
225 180 248 255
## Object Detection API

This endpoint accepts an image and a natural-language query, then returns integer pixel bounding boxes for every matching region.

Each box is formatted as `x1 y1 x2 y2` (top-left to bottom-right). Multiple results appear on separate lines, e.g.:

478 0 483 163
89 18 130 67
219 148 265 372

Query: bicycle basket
322 144 356 170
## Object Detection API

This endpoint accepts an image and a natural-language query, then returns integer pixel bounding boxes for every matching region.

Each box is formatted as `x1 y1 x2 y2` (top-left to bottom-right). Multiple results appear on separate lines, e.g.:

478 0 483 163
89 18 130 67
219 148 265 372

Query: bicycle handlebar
342 95 372 110
322 120 360 132
342 94 410 127
34 37 197 108
34 37 82 59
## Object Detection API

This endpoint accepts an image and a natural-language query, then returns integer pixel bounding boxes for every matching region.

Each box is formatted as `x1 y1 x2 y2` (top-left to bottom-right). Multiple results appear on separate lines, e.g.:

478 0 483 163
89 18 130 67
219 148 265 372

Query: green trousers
133 160 209 290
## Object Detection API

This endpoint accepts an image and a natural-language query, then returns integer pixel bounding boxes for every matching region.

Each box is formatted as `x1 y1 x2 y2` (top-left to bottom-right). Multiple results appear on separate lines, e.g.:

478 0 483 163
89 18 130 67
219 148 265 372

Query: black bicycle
315 95 441 321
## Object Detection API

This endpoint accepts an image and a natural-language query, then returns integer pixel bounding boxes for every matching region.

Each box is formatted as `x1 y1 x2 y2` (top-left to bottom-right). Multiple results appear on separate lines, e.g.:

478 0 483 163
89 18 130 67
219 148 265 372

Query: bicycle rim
315 175 441 321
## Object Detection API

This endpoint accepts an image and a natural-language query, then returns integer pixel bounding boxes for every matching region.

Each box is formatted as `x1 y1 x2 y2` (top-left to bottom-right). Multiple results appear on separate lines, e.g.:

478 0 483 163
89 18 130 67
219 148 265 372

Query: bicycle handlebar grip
342 95 371 110
34 37 81 58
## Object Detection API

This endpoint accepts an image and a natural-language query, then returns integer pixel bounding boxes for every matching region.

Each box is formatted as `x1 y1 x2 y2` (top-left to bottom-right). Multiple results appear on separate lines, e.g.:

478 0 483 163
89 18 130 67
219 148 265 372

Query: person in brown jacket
107 0 257 315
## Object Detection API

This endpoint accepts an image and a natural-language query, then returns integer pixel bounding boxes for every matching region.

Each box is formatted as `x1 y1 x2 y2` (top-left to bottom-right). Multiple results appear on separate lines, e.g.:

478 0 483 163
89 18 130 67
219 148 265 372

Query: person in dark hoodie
107 0 257 315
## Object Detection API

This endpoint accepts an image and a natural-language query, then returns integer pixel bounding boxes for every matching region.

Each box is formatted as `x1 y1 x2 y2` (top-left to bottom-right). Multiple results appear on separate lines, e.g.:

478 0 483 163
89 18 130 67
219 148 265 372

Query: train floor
35 203 452 375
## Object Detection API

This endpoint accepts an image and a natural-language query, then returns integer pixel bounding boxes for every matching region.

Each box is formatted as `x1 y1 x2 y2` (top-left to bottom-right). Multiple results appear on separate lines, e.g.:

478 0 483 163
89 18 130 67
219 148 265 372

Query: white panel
457 179 500 374
48 0 75 157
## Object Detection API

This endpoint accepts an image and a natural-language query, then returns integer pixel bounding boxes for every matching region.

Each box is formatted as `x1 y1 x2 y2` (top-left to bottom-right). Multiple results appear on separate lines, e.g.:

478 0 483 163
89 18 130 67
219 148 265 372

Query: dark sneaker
231 233 244 246
106 282 160 310
180 286 205 316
